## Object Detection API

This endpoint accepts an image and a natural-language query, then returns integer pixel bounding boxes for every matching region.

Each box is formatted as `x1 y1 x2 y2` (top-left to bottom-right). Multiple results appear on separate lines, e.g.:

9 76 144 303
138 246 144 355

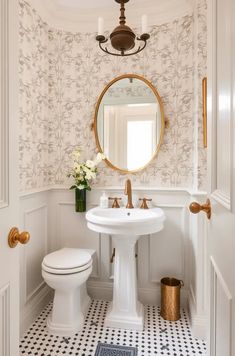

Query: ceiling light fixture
96 0 150 57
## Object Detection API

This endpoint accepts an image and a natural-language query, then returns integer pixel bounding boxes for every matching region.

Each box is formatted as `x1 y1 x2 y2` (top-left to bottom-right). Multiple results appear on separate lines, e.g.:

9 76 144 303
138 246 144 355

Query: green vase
75 188 86 212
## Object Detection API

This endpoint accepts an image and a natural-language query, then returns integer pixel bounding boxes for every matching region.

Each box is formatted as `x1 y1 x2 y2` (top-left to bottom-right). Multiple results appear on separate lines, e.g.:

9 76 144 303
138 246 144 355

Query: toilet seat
42 248 92 275
42 259 92 275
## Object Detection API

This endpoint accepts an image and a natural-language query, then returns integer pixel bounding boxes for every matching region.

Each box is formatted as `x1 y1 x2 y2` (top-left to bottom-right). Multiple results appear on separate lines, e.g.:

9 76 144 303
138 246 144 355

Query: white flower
86 160 95 169
72 148 81 160
68 146 103 191
74 163 81 173
85 170 96 180
94 152 105 165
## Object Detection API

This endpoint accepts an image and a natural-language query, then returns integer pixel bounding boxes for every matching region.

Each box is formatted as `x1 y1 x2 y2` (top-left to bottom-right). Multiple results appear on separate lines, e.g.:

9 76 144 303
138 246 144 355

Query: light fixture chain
119 1 126 25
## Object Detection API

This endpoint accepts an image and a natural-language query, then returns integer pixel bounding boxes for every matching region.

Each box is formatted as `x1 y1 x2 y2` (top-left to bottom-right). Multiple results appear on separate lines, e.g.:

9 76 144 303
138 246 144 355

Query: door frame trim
0 0 9 209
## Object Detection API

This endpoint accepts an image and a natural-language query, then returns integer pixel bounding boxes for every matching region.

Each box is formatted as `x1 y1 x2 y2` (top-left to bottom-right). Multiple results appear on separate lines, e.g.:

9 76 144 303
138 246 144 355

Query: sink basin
86 207 165 235
86 206 165 330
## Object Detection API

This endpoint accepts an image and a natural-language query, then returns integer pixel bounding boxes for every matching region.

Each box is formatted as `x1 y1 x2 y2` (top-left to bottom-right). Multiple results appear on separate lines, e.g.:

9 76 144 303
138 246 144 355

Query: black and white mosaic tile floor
20 300 207 356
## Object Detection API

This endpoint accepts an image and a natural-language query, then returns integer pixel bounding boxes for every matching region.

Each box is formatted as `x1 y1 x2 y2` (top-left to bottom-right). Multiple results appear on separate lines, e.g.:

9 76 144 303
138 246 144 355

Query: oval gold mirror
94 74 165 173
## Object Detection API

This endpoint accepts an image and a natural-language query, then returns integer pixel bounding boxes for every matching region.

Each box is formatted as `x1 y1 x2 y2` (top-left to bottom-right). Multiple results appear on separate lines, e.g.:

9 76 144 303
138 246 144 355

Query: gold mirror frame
93 74 165 174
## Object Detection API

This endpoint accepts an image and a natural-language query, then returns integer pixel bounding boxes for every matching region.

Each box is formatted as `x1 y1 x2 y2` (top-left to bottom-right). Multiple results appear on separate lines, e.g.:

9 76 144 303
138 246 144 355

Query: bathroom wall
19 0 50 190
48 16 197 189
19 0 207 193
19 0 208 339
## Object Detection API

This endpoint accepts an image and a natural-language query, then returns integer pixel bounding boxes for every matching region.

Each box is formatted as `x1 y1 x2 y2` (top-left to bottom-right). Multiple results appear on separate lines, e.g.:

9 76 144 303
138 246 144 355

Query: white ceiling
30 0 194 32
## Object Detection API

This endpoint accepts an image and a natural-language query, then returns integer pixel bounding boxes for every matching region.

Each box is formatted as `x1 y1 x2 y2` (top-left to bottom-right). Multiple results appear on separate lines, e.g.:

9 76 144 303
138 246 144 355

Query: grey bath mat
95 342 138 356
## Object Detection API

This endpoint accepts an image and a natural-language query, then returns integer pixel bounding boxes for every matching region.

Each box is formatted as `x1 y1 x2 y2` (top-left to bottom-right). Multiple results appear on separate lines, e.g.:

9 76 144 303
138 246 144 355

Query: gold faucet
124 179 134 209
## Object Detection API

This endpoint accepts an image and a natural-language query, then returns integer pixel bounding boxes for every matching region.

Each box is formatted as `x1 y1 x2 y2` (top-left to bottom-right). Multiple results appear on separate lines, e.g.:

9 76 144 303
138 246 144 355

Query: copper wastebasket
160 277 184 321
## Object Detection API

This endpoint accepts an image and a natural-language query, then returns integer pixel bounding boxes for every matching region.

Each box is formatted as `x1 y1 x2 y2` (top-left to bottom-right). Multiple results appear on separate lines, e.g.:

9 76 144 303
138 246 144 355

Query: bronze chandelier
96 0 150 57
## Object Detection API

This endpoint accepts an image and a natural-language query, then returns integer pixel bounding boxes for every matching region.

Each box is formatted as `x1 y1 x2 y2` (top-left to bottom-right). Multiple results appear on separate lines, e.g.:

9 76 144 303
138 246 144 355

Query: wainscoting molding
20 192 52 335
56 201 101 279
187 200 208 339
19 187 207 339
23 205 48 301
188 284 207 340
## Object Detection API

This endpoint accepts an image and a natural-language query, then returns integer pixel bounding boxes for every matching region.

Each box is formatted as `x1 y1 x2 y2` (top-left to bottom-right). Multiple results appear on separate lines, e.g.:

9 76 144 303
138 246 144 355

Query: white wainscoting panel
0 283 10 356
57 202 100 278
188 197 208 340
24 205 48 300
19 188 207 339
149 206 185 283
20 192 52 335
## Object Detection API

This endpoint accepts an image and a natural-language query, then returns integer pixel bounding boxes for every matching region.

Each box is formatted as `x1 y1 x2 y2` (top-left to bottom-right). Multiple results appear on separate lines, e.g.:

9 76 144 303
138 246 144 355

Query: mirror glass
94 75 164 172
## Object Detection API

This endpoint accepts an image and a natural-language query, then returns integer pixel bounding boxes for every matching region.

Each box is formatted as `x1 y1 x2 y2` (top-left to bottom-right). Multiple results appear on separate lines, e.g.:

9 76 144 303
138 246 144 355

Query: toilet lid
42 259 92 275
42 248 92 270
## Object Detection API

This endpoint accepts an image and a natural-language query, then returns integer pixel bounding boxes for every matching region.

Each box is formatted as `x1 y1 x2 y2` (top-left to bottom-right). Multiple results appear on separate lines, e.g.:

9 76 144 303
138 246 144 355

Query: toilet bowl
42 247 94 336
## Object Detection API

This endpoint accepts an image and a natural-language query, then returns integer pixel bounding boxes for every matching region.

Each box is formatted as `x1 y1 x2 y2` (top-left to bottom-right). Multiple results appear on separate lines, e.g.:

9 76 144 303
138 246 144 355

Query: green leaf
69 185 77 190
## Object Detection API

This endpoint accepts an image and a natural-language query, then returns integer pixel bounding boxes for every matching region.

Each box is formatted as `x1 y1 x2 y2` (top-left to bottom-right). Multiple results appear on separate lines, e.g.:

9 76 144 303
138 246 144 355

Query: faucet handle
139 198 152 209
109 197 122 208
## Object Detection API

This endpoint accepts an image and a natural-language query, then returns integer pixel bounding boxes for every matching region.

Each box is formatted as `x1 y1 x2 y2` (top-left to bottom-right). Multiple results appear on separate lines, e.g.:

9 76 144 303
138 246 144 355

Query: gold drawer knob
189 199 211 220
8 227 30 248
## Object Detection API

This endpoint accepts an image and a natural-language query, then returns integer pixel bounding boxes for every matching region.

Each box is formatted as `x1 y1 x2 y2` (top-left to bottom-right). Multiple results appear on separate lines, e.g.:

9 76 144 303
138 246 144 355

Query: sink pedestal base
105 301 144 330
104 235 144 330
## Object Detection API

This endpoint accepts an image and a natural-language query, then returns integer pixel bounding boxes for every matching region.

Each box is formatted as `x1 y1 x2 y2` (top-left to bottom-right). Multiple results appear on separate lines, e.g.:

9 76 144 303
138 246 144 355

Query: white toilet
42 247 94 336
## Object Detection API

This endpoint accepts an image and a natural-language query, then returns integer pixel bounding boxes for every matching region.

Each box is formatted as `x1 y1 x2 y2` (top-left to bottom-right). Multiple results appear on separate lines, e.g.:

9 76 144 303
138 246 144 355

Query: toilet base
47 314 83 336
47 294 91 336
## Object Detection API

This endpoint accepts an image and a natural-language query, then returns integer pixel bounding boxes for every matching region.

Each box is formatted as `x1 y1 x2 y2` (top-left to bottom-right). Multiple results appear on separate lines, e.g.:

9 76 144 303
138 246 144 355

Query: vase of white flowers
68 148 105 212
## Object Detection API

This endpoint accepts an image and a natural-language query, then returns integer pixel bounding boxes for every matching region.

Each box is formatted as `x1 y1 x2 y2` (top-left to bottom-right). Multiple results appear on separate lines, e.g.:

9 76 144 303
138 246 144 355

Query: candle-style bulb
141 14 148 34
98 17 104 36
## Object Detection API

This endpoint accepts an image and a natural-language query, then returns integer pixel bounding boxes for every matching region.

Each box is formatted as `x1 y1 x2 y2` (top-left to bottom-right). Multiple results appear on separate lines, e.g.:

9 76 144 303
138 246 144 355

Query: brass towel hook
189 199 211 220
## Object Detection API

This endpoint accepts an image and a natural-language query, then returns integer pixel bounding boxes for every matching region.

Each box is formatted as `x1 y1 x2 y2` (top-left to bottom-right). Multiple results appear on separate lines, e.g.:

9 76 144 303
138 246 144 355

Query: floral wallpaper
19 0 207 192
19 0 50 190
106 85 154 98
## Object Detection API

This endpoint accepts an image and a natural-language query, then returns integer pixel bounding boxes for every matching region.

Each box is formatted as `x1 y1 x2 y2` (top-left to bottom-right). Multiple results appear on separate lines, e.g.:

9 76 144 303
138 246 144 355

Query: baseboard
87 280 188 307
87 280 113 301
188 286 207 340
20 285 53 336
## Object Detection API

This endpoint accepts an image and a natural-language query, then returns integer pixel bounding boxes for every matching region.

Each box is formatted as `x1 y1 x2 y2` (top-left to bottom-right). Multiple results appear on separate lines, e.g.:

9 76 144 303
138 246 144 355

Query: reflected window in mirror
95 75 165 173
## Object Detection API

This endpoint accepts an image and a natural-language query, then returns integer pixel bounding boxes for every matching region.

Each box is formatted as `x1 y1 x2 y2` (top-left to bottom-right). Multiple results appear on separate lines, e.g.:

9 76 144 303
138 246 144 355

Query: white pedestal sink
86 207 165 330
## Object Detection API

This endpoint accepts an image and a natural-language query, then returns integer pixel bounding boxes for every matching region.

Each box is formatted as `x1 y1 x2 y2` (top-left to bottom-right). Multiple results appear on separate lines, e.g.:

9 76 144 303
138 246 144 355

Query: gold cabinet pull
8 227 30 248
189 199 211 220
